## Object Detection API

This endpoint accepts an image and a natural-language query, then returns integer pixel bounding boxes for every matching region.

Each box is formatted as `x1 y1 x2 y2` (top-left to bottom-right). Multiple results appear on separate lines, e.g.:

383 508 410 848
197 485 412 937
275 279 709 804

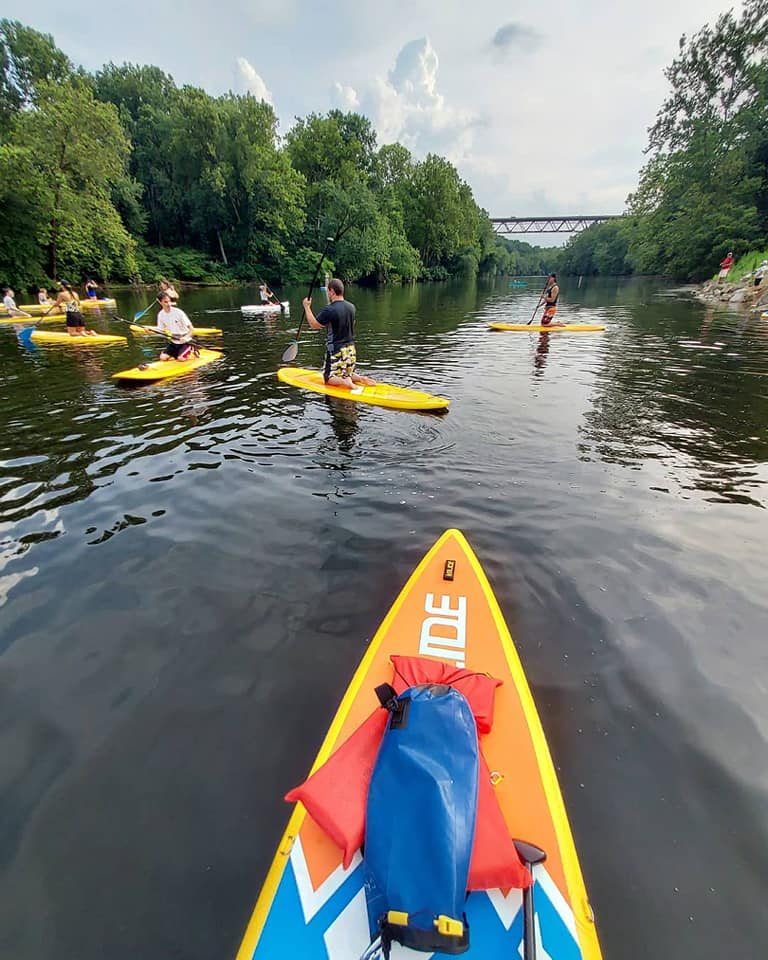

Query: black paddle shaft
282 236 334 363
513 839 547 960
528 277 552 325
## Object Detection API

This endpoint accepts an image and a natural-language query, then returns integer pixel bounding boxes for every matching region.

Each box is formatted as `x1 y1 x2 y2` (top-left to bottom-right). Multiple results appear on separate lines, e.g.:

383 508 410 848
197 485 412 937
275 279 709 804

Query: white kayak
241 301 290 315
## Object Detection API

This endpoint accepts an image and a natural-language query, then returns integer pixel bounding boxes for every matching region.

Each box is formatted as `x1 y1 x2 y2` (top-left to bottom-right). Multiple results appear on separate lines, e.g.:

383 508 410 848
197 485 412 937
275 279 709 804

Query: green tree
0 144 49 284
558 219 636 276
13 78 137 279
629 0 768 279
0 19 71 134
405 155 486 273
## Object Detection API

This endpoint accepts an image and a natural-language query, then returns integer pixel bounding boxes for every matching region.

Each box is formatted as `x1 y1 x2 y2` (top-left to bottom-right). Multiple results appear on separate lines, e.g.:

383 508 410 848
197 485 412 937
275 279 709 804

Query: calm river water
0 278 766 959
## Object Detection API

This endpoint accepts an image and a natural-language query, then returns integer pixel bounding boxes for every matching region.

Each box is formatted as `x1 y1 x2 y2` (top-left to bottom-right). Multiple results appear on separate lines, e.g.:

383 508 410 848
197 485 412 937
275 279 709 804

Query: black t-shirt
316 299 355 353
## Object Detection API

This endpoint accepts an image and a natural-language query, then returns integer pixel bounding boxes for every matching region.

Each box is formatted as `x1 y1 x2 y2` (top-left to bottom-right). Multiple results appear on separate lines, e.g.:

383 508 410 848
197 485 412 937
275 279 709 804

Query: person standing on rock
718 252 734 281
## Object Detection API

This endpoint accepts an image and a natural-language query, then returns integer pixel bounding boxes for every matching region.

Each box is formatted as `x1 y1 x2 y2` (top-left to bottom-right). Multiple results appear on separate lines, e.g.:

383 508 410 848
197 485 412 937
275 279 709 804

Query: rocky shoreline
698 274 768 312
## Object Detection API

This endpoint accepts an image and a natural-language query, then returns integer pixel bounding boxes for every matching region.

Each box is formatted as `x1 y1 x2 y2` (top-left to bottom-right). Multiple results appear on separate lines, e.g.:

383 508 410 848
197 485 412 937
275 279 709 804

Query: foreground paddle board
238 529 602 960
21 330 126 345
241 301 290 315
129 324 222 336
278 367 449 412
490 323 605 332
112 348 223 381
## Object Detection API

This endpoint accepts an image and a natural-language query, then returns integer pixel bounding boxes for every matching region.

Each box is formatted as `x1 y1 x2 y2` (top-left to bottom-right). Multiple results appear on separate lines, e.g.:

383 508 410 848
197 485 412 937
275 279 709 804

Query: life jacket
364 682 476 956
284 656 532 890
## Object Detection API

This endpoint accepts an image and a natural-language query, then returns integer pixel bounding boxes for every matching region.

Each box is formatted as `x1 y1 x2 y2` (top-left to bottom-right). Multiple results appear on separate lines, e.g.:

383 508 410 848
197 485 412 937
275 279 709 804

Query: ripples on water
1 279 767 959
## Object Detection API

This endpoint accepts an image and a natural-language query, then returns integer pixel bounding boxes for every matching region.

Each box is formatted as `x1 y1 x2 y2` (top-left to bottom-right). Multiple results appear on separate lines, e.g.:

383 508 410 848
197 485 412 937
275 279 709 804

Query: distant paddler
302 278 376 391
159 278 179 303
154 292 197 362
2 287 31 318
258 282 284 310
718 251 734 281
38 287 53 305
45 280 97 336
539 273 562 326
84 278 99 299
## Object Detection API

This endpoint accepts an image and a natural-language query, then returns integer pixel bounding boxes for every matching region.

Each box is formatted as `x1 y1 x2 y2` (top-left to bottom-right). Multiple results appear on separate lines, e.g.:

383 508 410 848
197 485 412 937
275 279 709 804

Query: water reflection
533 331 551 376
323 396 361 453
0 278 767 960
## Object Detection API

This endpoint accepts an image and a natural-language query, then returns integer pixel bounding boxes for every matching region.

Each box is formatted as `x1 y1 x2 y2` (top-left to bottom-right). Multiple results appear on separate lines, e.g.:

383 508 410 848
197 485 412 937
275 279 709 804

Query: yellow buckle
386 910 409 926
434 915 464 937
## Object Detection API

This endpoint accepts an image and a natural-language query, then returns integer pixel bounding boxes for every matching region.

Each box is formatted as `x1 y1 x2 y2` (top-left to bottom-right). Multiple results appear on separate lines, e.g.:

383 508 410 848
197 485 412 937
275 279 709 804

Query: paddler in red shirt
718 252 734 281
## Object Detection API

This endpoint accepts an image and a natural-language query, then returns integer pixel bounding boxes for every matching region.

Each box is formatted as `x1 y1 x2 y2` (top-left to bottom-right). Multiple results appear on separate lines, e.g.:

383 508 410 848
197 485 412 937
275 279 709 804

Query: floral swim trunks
324 343 357 381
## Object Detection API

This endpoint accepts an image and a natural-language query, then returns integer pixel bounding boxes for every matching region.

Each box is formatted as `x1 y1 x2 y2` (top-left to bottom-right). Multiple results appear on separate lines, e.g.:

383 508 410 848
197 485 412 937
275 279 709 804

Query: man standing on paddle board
540 274 562 326
303 279 376 390
155 292 196 361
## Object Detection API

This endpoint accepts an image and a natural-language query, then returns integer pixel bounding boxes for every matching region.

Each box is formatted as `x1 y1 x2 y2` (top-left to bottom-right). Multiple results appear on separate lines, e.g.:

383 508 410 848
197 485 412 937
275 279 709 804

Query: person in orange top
540 274 562 326
718 251 734 281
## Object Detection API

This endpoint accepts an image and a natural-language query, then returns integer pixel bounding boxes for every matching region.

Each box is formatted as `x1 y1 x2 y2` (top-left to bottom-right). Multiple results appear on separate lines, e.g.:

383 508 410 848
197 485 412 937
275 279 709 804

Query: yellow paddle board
0 312 66 324
3 298 117 316
24 330 126 345
490 323 605 332
129 324 222 336
277 366 450 412
112 348 223 381
238 529 602 960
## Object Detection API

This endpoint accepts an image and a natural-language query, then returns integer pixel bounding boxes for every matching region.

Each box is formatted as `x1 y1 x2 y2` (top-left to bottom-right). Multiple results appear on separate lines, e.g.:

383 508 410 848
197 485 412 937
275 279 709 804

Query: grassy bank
717 248 768 281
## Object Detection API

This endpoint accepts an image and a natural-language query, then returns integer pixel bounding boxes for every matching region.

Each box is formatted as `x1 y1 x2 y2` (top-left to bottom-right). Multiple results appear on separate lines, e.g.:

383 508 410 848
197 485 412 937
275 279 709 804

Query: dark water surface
1 279 767 959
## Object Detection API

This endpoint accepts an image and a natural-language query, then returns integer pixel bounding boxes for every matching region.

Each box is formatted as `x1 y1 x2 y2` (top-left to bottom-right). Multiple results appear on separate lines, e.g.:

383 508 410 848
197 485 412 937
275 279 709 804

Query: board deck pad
238 530 602 960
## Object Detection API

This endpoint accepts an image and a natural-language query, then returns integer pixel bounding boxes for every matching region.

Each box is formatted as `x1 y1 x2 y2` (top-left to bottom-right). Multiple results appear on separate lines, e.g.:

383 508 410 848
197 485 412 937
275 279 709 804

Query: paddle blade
282 339 299 363
17 326 35 346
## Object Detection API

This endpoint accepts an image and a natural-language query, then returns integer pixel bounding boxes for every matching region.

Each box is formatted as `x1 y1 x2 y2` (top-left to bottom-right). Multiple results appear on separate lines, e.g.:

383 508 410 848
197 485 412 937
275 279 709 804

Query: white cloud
235 56 273 105
337 37 479 164
332 82 360 111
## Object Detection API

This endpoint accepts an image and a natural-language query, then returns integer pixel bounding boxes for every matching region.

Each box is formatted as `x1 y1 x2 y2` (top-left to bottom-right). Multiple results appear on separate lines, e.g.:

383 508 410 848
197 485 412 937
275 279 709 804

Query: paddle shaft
282 237 334 362
134 296 160 321
513 839 547 960
528 279 551 325
116 315 204 352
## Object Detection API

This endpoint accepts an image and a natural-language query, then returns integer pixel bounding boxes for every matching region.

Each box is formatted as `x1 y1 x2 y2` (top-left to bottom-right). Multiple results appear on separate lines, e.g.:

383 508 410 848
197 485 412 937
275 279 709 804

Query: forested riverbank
4 2 768 294
558 1 768 282
0 19 551 293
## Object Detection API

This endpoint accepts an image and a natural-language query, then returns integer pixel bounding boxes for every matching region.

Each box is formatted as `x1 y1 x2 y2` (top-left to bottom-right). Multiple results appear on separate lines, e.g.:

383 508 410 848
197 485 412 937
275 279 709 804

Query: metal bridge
491 215 621 235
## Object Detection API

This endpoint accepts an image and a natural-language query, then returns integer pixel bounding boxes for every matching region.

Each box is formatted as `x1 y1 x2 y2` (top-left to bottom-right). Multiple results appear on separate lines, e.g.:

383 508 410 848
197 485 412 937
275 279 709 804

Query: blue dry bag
363 682 479 956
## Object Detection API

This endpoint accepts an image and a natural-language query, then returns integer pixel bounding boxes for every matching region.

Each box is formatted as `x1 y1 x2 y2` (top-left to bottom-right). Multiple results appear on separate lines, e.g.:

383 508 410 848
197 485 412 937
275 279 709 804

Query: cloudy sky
6 0 733 236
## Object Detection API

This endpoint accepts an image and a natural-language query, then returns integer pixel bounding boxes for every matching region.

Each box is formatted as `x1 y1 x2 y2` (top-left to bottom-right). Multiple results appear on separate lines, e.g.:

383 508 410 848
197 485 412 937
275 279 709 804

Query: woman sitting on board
84 279 99 299
155 292 196 361
158 279 179 303
259 283 281 305
2 288 31 318
46 281 96 336
302 278 377 391
38 288 53 305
